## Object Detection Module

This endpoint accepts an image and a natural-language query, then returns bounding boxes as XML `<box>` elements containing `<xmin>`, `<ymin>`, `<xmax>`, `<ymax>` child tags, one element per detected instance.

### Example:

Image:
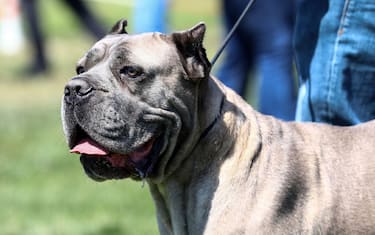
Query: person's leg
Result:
<box><xmin>62</xmin><ymin>0</ymin><xmax>106</xmax><ymax>39</ymax></box>
<box><xmin>257</xmin><ymin>37</ymin><xmax>296</xmax><ymax>120</ymax></box>
<box><xmin>300</xmin><ymin>0</ymin><xmax>375</xmax><ymax>125</ymax></box>
<box><xmin>234</xmin><ymin>0</ymin><xmax>297</xmax><ymax>120</ymax></box>
<box><xmin>254</xmin><ymin>0</ymin><xmax>297</xmax><ymax>121</ymax></box>
<box><xmin>216</xmin><ymin>0</ymin><xmax>252</xmax><ymax>97</ymax></box>
<box><xmin>215</xmin><ymin>34</ymin><xmax>252</xmax><ymax>96</ymax></box>
<box><xmin>20</xmin><ymin>0</ymin><xmax>48</xmax><ymax>74</ymax></box>
<box><xmin>218</xmin><ymin>0</ymin><xmax>297</xmax><ymax>120</ymax></box>
<box><xmin>133</xmin><ymin>0</ymin><xmax>168</xmax><ymax>33</ymax></box>
<box><xmin>294</xmin><ymin>0</ymin><xmax>328</xmax><ymax>121</ymax></box>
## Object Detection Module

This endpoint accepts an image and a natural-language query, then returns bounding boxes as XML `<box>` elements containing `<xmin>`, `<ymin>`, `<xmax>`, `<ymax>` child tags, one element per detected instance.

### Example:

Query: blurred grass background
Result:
<box><xmin>0</xmin><ymin>0</ymin><xmax>222</xmax><ymax>234</ymax></box>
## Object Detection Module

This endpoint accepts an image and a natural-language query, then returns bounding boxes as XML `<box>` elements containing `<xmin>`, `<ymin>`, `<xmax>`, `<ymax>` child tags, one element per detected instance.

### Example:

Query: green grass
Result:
<box><xmin>0</xmin><ymin>0</ymin><xmax>221</xmax><ymax>234</ymax></box>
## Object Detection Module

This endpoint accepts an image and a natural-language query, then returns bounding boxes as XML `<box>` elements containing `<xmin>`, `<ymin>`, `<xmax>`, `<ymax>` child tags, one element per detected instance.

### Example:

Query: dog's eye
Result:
<box><xmin>120</xmin><ymin>66</ymin><xmax>143</xmax><ymax>79</ymax></box>
<box><xmin>76</xmin><ymin>66</ymin><xmax>85</xmax><ymax>75</ymax></box>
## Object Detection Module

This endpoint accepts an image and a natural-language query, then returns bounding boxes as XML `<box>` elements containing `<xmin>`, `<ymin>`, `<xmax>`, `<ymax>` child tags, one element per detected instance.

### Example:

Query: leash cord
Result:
<box><xmin>210</xmin><ymin>0</ymin><xmax>256</xmax><ymax>66</ymax></box>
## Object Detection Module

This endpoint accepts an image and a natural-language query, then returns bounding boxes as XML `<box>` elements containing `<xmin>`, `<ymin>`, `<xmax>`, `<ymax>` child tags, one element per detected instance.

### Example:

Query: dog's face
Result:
<box><xmin>61</xmin><ymin>19</ymin><xmax>210</xmax><ymax>181</ymax></box>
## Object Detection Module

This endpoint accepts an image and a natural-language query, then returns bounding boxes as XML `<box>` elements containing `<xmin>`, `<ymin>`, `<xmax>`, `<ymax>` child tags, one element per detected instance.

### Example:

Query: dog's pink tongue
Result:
<box><xmin>70</xmin><ymin>139</ymin><xmax>109</xmax><ymax>156</ymax></box>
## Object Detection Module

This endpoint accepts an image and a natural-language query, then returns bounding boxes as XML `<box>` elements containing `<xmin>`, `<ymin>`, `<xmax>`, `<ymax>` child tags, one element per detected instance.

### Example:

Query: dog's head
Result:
<box><xmin>61</xmin><ymin>19</ymin><xmax>211</xmax><ymax>181</ymax></box>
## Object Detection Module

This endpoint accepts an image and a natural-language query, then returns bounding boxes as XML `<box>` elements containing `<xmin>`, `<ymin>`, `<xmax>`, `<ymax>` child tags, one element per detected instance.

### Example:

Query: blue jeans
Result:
<box><xmin>216</xmin><ymin>0</ymin><xmax>297</xmax><ymax>121</ymax></box>
<box><xmin>295</xmin><ymin>0</ymin><xmax>375</xmax><ymax>125</ymax></box>
<box><xmin>133</xmin><ymin>0</ymin><xmax>168</xmax><ymax>33</ymax></box>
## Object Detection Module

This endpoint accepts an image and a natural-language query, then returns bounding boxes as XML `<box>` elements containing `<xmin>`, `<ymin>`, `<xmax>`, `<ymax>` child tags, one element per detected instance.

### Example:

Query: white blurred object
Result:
<box><xmin>0</xmin><ymin>0</ymin><xmax>24</xmax><ymax>55</ymax></box>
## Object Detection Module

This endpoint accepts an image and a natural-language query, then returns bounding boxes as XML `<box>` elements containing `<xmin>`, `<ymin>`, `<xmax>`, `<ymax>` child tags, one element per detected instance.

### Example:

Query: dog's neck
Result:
<box><xmin>147</xmin><ymin>76</ymin><xmax>261</xmax><ymax>235</ymax></box>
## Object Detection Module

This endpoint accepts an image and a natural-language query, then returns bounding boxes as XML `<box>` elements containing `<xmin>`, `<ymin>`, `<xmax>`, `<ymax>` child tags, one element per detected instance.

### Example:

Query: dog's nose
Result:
<box><xmin>64</xmin><ymin>78</ymin><xmax>93</xmax><ymax>103</ymax></box>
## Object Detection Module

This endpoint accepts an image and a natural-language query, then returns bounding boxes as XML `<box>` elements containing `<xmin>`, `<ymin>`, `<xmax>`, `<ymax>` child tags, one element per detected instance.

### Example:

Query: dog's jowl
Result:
<box><xmin>62</xmin><ymin>19</ymin><xmax>375</xmax><ymax>235</ymax></box>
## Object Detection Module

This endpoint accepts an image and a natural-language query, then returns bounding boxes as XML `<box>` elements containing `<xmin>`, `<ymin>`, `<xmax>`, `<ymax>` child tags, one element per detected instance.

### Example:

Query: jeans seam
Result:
<box><xmin>327</xmin><ymin>0</ymin><xmax>351</xmax><ymax>122</ymax></box>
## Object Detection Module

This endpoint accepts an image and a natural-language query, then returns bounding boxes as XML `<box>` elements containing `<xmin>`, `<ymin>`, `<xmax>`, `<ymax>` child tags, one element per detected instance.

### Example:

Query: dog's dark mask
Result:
<box><xmin>61</xmin><ymin>19</ymin><xmax>210</xmax><ymax>181</ymax></box>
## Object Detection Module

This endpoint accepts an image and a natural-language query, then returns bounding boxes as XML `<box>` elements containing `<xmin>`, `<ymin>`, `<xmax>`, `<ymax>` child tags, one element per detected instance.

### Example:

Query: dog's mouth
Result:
<box><xmin>71</xmin><ymin>138</ymin><xmax>155</xmax><ymax>167</ymax></box>
<box><xmin>69</xmin><ymin>130</ymin><xmax>165</xmax><ymax>181</ymax></box>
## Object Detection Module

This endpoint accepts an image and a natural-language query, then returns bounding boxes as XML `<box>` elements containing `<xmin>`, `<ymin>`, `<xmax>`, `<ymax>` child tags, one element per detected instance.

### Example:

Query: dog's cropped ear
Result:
<box><xmin>171</xmin><ymin>23</ymin><xmax>211</xmax><ymax>81</ymax></box>
<box><xmin>109</xmin><ymin>19</ymin><xmax>128</xmax><ymax>34</ymax></box>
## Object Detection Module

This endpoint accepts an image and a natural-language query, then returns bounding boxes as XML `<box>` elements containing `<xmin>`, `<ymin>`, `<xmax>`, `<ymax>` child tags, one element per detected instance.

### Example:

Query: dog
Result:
<box><xmin>61</xmin><ymin>19</ymin><xmax>375</xmax><ymax>234</ymax></box>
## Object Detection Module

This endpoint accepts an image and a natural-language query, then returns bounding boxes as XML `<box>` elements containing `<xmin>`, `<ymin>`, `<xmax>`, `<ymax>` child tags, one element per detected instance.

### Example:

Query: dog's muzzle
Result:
<box><xmin>64</xmin><ymin>77</ymin><xmax>93</xmax><ymax>105</ymax></box>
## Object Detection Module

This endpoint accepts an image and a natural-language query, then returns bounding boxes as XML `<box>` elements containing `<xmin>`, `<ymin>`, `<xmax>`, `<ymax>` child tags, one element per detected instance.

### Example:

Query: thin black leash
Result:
<box><xmin>210</xmin><ymin>0</ymin><xmax>256</xmax><ymax>66</ymax></box>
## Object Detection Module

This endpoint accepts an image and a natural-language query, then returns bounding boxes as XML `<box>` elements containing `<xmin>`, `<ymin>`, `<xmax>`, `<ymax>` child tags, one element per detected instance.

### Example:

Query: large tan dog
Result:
<box><xmin>61</xmin><ymin>19</ymin><xmax>375</xmax><ymax>234</ymax></box>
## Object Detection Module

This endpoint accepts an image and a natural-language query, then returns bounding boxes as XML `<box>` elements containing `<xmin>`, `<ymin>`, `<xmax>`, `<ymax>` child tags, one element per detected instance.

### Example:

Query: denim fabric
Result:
<box><xmin>133</xmin><ymin>0</ymin><xmax>168</xmax><ymax>33</ymax></box>
<box><xmin>295</xmin><ymin>0</ymin><xmax>375</xmax><ymax>125</ymax></box>
<box><xmin>216</xmin><ymin>0</ymin><xmax>297</xmax><ymax>121</ymax></box>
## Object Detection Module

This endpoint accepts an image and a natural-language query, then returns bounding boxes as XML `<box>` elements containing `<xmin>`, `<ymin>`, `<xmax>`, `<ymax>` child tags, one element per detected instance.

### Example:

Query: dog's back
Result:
<box><xmin>205</xmin><ymin>83</ymin><xmax>375</xmax><ymax>234</ymax></box>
